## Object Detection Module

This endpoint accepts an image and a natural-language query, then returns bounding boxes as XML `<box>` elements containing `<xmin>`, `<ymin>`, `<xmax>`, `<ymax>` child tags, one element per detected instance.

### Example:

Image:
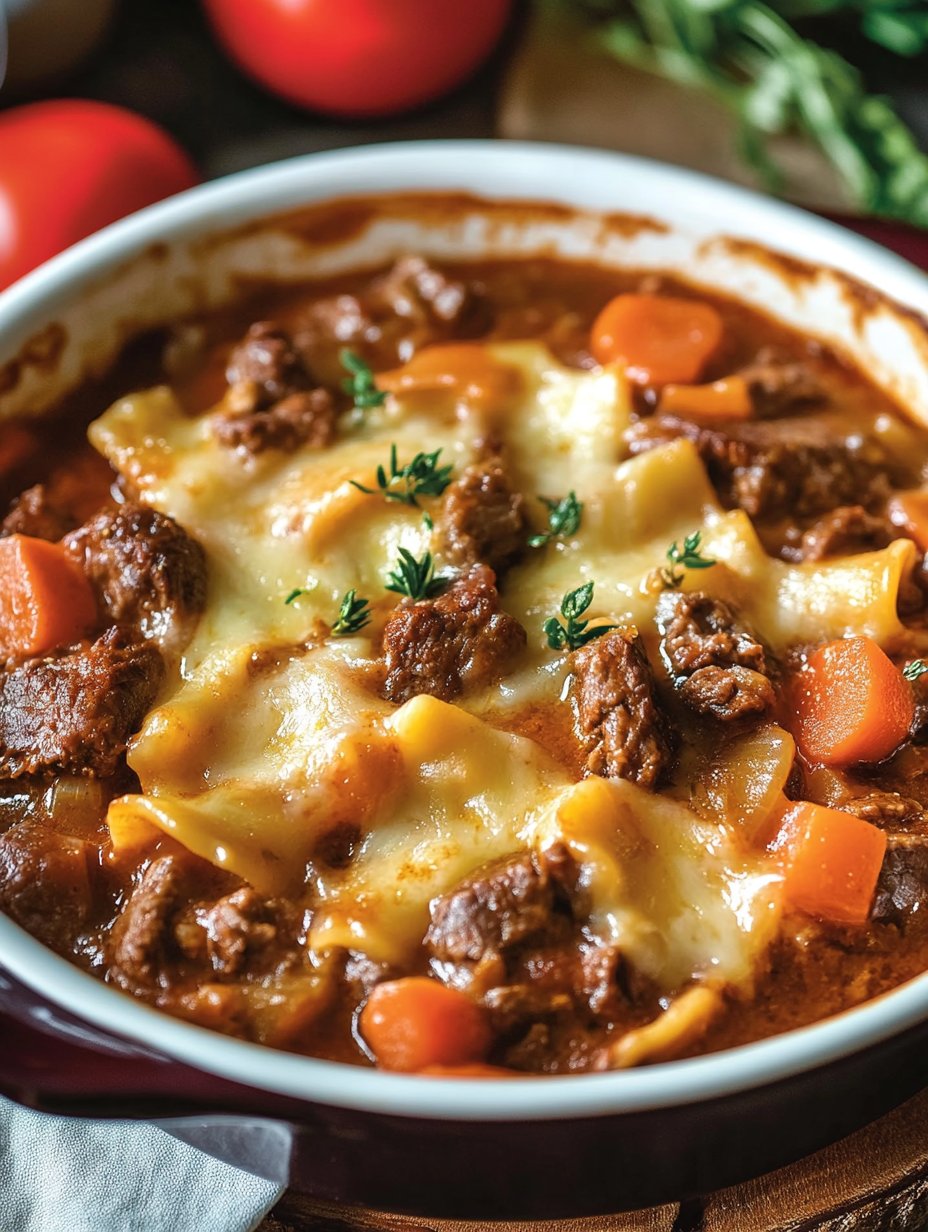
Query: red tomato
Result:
<box><xmin>202</xmin><ymin>0</ymin><xmax>513</xmax><ymax>118</ymax></box>
<box><xmin>0</xmin><ymin>101</ymin><xmax>198</xmax><ymax>292</ymax></box>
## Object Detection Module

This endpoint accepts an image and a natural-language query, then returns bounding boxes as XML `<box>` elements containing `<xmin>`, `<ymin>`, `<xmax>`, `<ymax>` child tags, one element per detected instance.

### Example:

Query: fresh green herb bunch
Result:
<box><xmin>562</xmin><ymin>0</ymin><xmax>928</xmax><ymax>226</ymax></box>
<box><xmin>544</xmin><ymin>581</ymin><xmax>617</xmax><ymax>651</ymax></box>
<box><xmin>529</xmin><ymin>491</ymin><xmax>584</xmax><ymax>548</ymax></box>
<box><xmin>385</xmin><ymin>548</ymin><xmax>447</xmax><ymax>601</ymax></box>
<box><xmin>331</xmin><ymin>588</ymin><xmax>372</xmax><ymax>636</ymax></box>
<box><xmin>903</xmin><ymin>658</ymin><xmax>928</xmax><ymax>682</ymax></box>
<box><xmin>351</xmin><ymin>444</ymin><xmax>454</xmax><ymax>508</ymax></box>
<box><xmin>660</xmin><ymin>531</ymin><xmax>716</xmax><ymax>590</ymax></box>
<box><xmin>340</xmin><ymin>349</ymin><xmax>387</xmax><ymax>411</ymax></box>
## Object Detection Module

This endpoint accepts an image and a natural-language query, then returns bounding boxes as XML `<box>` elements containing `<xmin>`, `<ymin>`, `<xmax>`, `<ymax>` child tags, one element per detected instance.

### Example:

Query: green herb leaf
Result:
<box><xmin>340</xmin><ymin>349</ymin><xmax>387</xmax><ymax>411</ymax></box>
<box><xmin>660</xmin><ymin>530</ymin><xmax>716</xmax><ymax>589</ymax></box>
<box><xmin>350</xmin><ymin>443</ymin><xmax>454</xmax><ymax>508</ymax></box>
<box><xmin>385</xmin><ymin>547</ymin><xmax>447</xmax><ymax>601</ymax></box>
<box><xmin>528</xmin><ymin>490</ymin><xmax>584</xmax><ymax>548</ymax></box>
<box><xmin>284</xmin><ymin>588</ymin><xmax>305</xmax><ymax>605</ymax></box>
<box><xmin>565</xmin><ymin>0</ymin><xmax>928</xmax><ymax>227</ymax></box>
<box><xmin>543</xmin><ymin>581</ymin><xmax>616</xmax><ymax>652</ymax></box>
<box><xmin>903</xmin><ymin>659</ymin><xmax>928</xmax><ymax>682</ymax></box>
<box><xmin>331</xmin><ymin>588</ymin><xmax>372</xmax><ymax>637</ymax></box>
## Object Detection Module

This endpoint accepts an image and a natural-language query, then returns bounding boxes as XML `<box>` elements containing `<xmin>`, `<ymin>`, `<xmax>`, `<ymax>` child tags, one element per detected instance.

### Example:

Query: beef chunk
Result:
<box><xmin>226</xmin><ymin>321</ymin><xmax>311</xmax><ymax>407</ymax></box>
<box><xmin>799</xmin><ymin>506</ymin><xmax>895</xmax><ymax>562</ymax></box>
<box><xmin>437</xmin><ymin>455</ymin><xmax>527</xmax><ymax>576</ymax></box>
<box><xmin>842</xmin><ymin>792</ymin><xmax>926</xmax><ymax>830</ymax></box>
<box><xmin>0</xmin><ymin>821</ymin><xmax>92</xmax><ymax>947</ymax></box>
<box><xmin>737</xmin><ymin>347</ymin><xmax>825</xmax><ymax>417</ymax></box>
<box><xmin>627</xmin><ymin>414</ymin><xmax>889</xmax><ymax>521</ymax></box>
<box><xmin>297</xmin><ymin>256</ymin><xmax>484</xmax><ymax>374</ymax></box>
<box><xmin>198</xmin><ymin>887</ymin><xmax>281</xmax><ymax>977</ymax></box>
<box><xmin>216</xmin><ymin>321</ymin><xmax>337</xmax><ymax>455</ymax></box>
<box><xmin>0</xmin><ymin>627</ymin><xmax>163</xmax><ymax>778</ymax></box>
<box><xmin>376</xmin><ymin>255</ymin><xmax>475</xmax><ymax>329</ymax></box>
<box><xmin>679</xmin><ymin>663</ymin><xmax>775</xmax><ymax>721</ymax></box>
<box><xmin>214</xmin><ymin>388</ymin><xmax>337</xmax><ymax>455</ymax></box>
<box><xmin>112</xmin><ymin>858</ymin><xmax>295</xmax><ymax>988</ymax></box>
<box><xmin>1</xmin><ymin>484</ymin><xmax>75</xmax><ymax>541</ymax></box>
<box><xmin>871</xmin><ymin>834</ymin><xmax>928</xmax><ymax>927</ymax></box>
<box><xmin>111</xmin><ymin>854</ymin><xmax>185</xmax><ymax>986</ymax></box>
<box><xmin>64</xmin><ymin>504</ymin><xmax>207</xmax><ymax>648</ymax></box>
<box><xmin>483</xmin><ymin>983</ymin><xmax>574</xmax><ymax>1034</ymax></box>
<box><xmin>426</xmin><ymin>847</ymin><xmax>575</xmax><ymax>974</ymax></box>
<box><xmin>656</xmin><ymin>590</ymin><xmax>775</xmax><ymax>722</ymax></box>
<box><xmin>380</xmin><ymin>564</ymin><xmax>526</xmax><ymax>704</ymax></box>
<box><xmin>571</xmin><ymin>628</ymin><xmax>671</xmax><ymax>788</ymax></box>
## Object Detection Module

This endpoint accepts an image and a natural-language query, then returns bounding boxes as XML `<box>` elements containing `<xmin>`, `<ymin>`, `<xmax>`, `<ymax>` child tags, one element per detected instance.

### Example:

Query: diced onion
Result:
<box><xmin>694</xmin><ymin>724</ymin><xmax>796</xmax><ymax>842</ymax></box>
<box><xmin>44</xmin><ymin>776</ymin><xmax>107</xmax><ymax>837</ymax></box>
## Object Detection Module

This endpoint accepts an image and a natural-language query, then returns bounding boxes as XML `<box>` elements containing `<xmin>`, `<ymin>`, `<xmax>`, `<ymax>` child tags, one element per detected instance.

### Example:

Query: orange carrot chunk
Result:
<box><xmin>0</xmin><ymin>534</ymin><xmax>97</xmax><ymax>659</ymax></box>
<box><xmin>658</xmin><ymin>375</ymin><xmax>752</xmax><ymax>421</ymax></box>
<box><xmin>360</xmin><ymin>977</ymin><xmax>492</xmax><ymax>1073</ymax></box>
<box><xmin>793</xmin><ymin>636</ymin><xmax>914</xmax><ymax>766</ymax></box>
<box><xmin>590</xmin><ymin>293</ymin><xmax>724</xmax><ymax>386</ymax></box>
<box><xmin>773</xmin><ymin>801</ymin><xmax>887</xmax><ymax>926</ymax></box>
<box><xmin>888</xmin><ymin>490</ymin><xmax>928</xmax><ymax>552</ymax></box>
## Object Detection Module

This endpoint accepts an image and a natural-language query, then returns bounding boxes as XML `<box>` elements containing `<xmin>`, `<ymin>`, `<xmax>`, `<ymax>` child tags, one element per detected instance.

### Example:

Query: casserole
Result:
<box><xmin>3</xmin><ymin>141</ymin><xmax>928</xmax><ymax>1216</ymax></box>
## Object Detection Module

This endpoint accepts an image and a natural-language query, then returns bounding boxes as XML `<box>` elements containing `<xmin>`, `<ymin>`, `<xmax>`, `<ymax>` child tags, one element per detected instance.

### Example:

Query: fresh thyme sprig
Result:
<box><xmin>340</xmin><ymin>349</ymin><xmax>387</xmax><ymax>411</ymax></box>
<box><xmin>529</xmin><ymin>491</ymin><xmax>584</xmax><ymax>548</ymax></box>
<box><xmin>331</xmin><ymin>589</ymin><xmax>372</xmax><ymax>636</ymax></box>
<box><xmin>660</xmin><ymin>531</ymin><xmax>716</xmax><ymax>590</ymax></box>
<box><xmin>385</xmin><ymin>548</ymin><xmax>447</xmax><ymax>601</ymax></box>
<box><xmin>351</xmin><ymin>444</ymin><xmax>454</xmax><ymax>508</ymax></box>
<box><xmin>903</xmin><ymin>659</ymin><xmax>928</xmax><ymax>682</ymax></box>
<box><xmin>563</xmin><ymin>0</ymin><xmax>928</xmax><ymax>227</ymax></box>
<box><xmin>543</xmin><ymin>582</ymin><xmax>617</xmax><ymax>652</ymax></box>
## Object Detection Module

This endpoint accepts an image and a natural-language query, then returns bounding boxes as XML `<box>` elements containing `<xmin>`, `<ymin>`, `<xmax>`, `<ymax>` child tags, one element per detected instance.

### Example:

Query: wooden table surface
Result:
<box><xmin>12</xmin><ymin>7</ymin><xmax>928</xmax><ymax>1229</ymax></box>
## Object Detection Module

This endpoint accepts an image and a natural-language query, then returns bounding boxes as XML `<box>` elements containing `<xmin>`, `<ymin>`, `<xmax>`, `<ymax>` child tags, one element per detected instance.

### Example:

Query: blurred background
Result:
<box><xmin>0</xmin><ymin>0</ymin><xmax>927</xmax><ymax>291</ymax></box>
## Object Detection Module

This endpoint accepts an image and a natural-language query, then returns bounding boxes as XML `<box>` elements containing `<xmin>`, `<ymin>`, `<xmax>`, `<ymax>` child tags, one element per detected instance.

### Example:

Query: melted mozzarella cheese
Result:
<box><xmin>92</xmin><ymin>341</ymin><xmax>914</xmax><ymax>996</ymax></box>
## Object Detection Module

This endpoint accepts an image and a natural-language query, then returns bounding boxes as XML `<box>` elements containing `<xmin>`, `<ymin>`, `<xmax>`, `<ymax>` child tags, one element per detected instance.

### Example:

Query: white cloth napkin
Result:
<box><xmin>0</xmin><ymin>1097</ymin><xmax>284</xmax><ymax>1232</ymax></box>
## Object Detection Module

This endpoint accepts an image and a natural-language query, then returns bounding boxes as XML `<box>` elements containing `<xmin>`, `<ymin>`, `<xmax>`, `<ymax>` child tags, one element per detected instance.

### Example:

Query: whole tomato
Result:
<box><xmin>202</xmin><ymin>0</ymin><xmax>513</xmax><ymax>118</ymax></box>
<box><xmin>0</xmin><ymin>101</ymin><xmax>198</xmax><ymax>292</ymax></box>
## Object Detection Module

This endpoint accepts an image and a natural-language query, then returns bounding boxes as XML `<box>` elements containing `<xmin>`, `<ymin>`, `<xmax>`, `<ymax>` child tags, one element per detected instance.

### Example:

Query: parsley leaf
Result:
<box><xmin>903</xmin><ymin>659</ymin><xmax>928</xmax><ymax>682</ymax></box>
<box><xmin>543</xmin><ymin>581</ymin><xmax>617</xmax><ymax>651</ymax></box>
<box><xmin>529</xmin><ymin>491</ymin><xmax>584</xmax><ymax>548</ymax></box>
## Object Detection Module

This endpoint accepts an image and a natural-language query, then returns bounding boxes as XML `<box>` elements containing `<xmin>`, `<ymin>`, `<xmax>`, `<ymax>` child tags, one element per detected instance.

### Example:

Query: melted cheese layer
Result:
<box><xmin>93</xmin><ymin>342</ymin><xmax>913</xmax><ymax>994</ymax></box>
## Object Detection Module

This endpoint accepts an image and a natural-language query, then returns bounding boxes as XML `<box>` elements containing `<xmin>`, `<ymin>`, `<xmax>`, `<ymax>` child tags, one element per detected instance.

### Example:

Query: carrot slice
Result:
<box><xmin>793</xmin><ymin>637</ymin><xmax>914</xmax><ymax>766</ymax></box>
<box><xmin>0</xmin><ymin>534</ymin><xmax>97</xmax><ymax>658</ymax></box>
<box><xmin>772</xmin><ymin>801</ymin><xmax>887</xmax><ymax>925</ymax></box>
<box><xmin>360</xmin><ymin>977</ymin><xmax>492</xmax><ymax>1073</ymax></box>
<box><xmin>888</xmin><ymin>490</ymin><xmax>928</xmax><ymax>551</ymax></box>
<box><xmin>590</xmin><ymin>293</ymin><xmax>724</xmax><ymax>386</ymax></box>
<box><xmin>658</xmin><ymin>376</ymin><xmax>752</xmax><ymax>421</ymax></box>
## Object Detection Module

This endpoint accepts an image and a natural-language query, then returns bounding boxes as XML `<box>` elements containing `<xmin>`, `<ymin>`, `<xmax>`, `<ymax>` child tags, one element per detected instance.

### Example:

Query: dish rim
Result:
<box><xmin>2</xmin><ymin>138</ymin><xmax>928</xmax><ymax>1123</ymax></box>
